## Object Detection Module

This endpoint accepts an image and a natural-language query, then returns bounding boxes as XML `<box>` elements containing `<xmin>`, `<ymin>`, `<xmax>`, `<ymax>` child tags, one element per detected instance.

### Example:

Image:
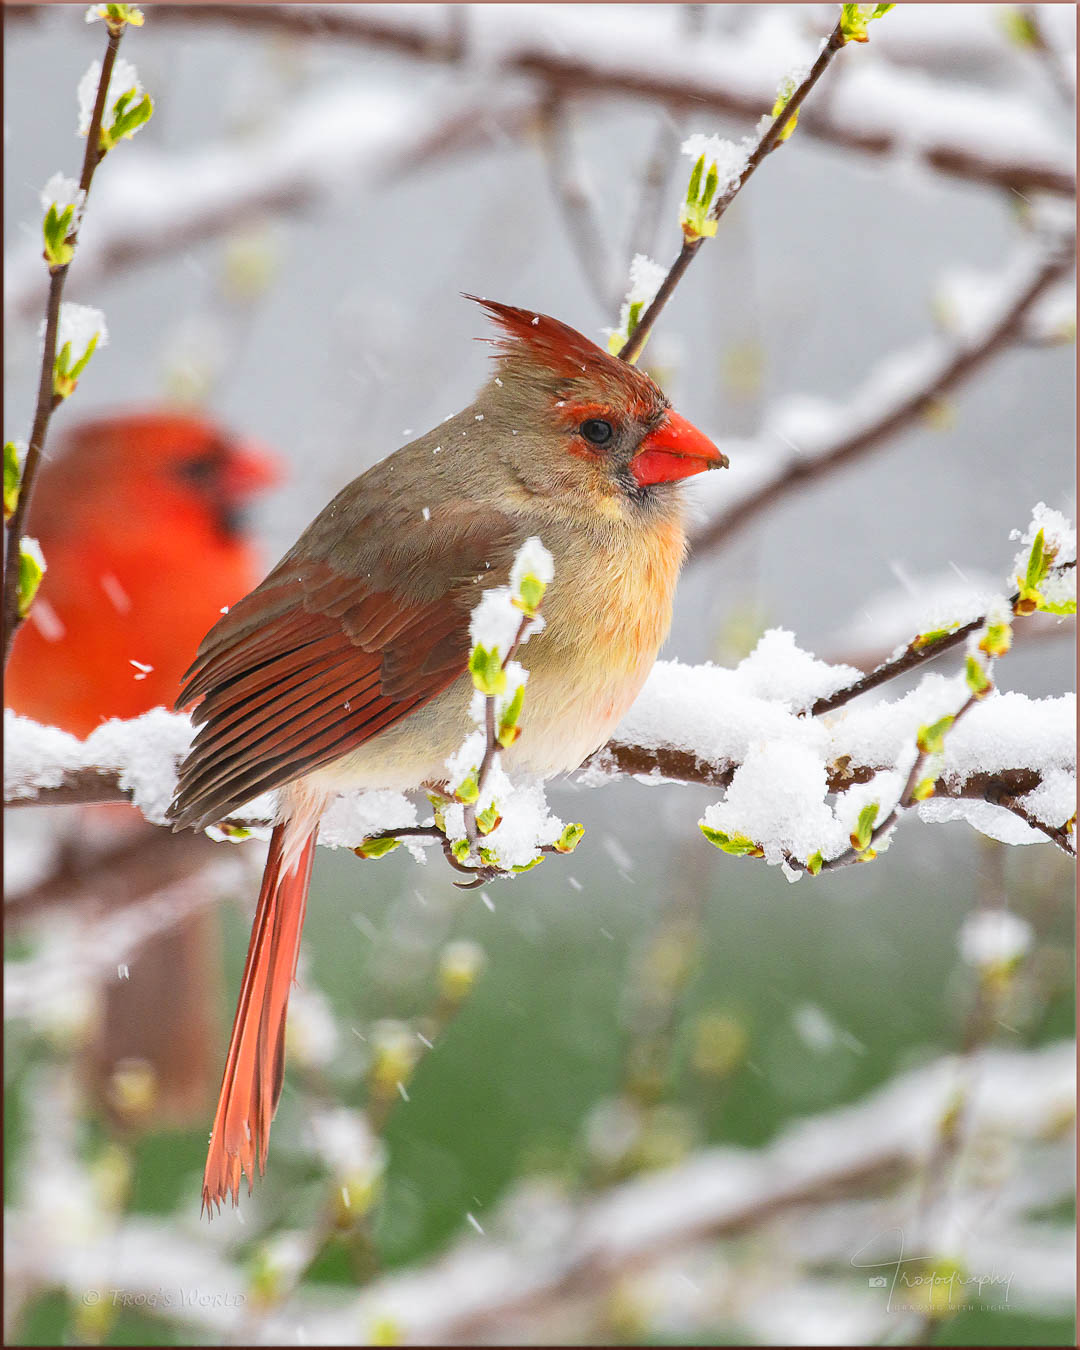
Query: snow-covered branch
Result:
<box><xmin>688</xmin><ymin>229</ymin><xmax>1076</xmax><ymax>560</ymax></box>
<box><xmin>131</xmin><ymin>4</ymin><xmax>1077</xmax><ymax>199</ymax></box>
<box><xmin>5</xmin><ymin>1040</ymin><xmax>1072</xmax><ymax>1343</ymax></box>
<box><xmin>7</xmin><ymin>5</ymin><xmax>1073</xmax><ymax>327</ymax></box>
<box><xmin>13</xmin><ymin>503</ymin><xmax>1075</xmax><ymax>866</ymax></box>
<box><xmin>5</xmin><ymin>84</ymin><xmax>540</xmax><ymax>323</ymax></box>
<box><xmin>6</xmin><ymin>634</ymin><xmax>1075</xmax><ymax>858</ymax></box>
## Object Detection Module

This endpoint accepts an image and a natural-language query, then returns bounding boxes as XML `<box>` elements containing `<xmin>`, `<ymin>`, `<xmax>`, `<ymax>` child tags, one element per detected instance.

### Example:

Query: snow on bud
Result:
<box><xmin>679</xmin><ymin>134</ymin><xmax>751</xmax><ymax>239</ymax></box>
<box><xmin>1039</xmin><ymin>564</ymin><xmax>1077</xmax><ymax>615</ymax></box>
<box><xmin>769</xmin><ymin>72</ymin><xmax>806</xmax><ymax>143</ymax></box>
<box><xmin>85</xmin><ymin>4</ymin><xmax>145</xmax><ymax>28</ymax></box>
<box><xmin>964</xmin><ymin>653</ymin><xmax>992</xmax><ymax>699</ymax></box>
<box><xmin>308</xmin><ymin>1106</ymin><xmax>386</xmax><ymax>1222</ymax></box>
<box><xmin>977</xmin><ymin>596</ymin><xmax>1013</xmax><ymax>658</ymax></box>
<box><xmin>607</xmin><ymin>254</ymin><xmax>667</xmax><ymax>357</ymax></box>
<box><xmin>510</xmin><ymin>536</ymin><xmax>554</xmax><ymax>617</ymax></box>
<box><xmin>916</xmin><ymin>715</ymin><xmax>954</xmax><ymax>756</ymax></box>
<box><xmin>469</xmin><ymin>586</ymin><xmax>521</xmax><ymax>664</ymax></box>
<box><xmin>17</xmin><ymin>537</ymin><xmax>46</xmax><ymax>618</ymax></box>
<box><xmin>353</xmin><ymin>834</ymin><xmax>400</xmax><ymax>860</ymax></box>
<box><xmin>48</xmin><ymin>303</ymin><xmax>107</xmax><ymax>399</ymax></box>
<box><xmin>55</xmin><ymin>301</ymin><xmax>108</xmax><ymax>355</ymax></box>
<box><xmin>442</xmin><ymin>801</ymin><xmax>467</xmax><ymax>847</ymax></box>
<box><xmin>309</xmin><ymin>1105</ymin><xmax>385</xmax><ymax>1179</ymax></box>
<box><xmin>78</xmin><ymin>57</ymin><xmax>130</xmax><ymax>133</ymax></box>
<box><xmin>368</xmin><ymin>1019</ymin><xmax>420</xmax><ymax>1099</ymax></box>
<box><xmin>478</xmin><ymin>779</ymin><xmax>565</xmax><ymax>871</ymax></box>
<box><xmin>39</xmin><ymin>172</ymin><xmax>85</xmax><ymax>220</ymax></box>
<box><xmin>681</xmin><ymin>134</ymin><xmax>751</xmax><ymax>193</ymax></box>
<box><xmin>496</xmin><ymin>661</ymin><xmax>528</xmax><ymax>747</ymax></box>
<box><xmin>1011</xmin><ymin>504</ymin><xmax>1076</xmax><ymax>616</ymax></box>
<box><xmin>958</xmin><ymin>909</ymin><xmax>1033</xmax><ymax>971</ymax></box>
<box><xmin>438</xmin><ymin>939</ymin><xmax>487</xmax><ymax>1002</ymax></box>
<box><xmin>78</xmin><ymin>56</ymin><xmax>153</xmax><ymax>150</ymax></box>
<box><xmin>285</xmin><ymin>984</ymin><xmax>340</xmax><ymax>1069</ymax></box>
<box><xmin>249</xmin><ymin>1232</ymin><xmax>316</xmax><ymax>1306</ymax></box>
<box><xmin>445</xmin><ymin>729</ymin><xmax>486</xmax><ymax>801</ymax></box>
<box><xmin>40</xmin><ymin>173</ymin><xmax>85</xmax><ymax>267</ymax></box>
<box><xmin>840</xmin><ymin>3</ymin><xmax>895</xmax><ymax>44</ymax></box>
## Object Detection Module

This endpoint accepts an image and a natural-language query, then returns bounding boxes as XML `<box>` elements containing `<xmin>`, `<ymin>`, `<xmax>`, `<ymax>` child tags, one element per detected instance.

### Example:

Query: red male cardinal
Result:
<box><xmin>169</xmin><ymin>299</ymin><xmax>727</xmax><ymax>1210</ymax></box>
<box><xmin>6</xmin><ymin>411</ymin><xmax>280</xmax><ymax>1124</ymax></box>
<box><xmin>6</xmin><ymin>412</ymin><xmax>280</xmax><ymax>732</ymax></box>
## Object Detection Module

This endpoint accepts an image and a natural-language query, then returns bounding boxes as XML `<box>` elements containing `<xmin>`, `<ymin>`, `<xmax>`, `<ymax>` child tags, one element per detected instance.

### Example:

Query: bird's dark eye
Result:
<box><xmin>579</xmin><ymin>419</ymin><xmax>613</xmax><ymax>446</ymax></box>
<box><xmin>177</xmin><ymin>453</ymin><xmax>219</xmax><ymax>483</ymax></box>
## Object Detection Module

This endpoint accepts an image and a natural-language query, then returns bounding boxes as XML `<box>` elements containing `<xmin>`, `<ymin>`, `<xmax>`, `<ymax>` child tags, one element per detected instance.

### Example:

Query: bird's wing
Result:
<box><xmin>169</xmin><ymin>504</ymin><xmax>520</xmax><ymax>830</ymax></box>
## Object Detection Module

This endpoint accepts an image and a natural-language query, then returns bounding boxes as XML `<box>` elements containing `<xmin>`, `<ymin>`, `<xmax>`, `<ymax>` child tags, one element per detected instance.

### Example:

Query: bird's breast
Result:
<box><xmin>506</xmin><ymin>509</ymin><xmax>686</xmax><ymax>774</ymax></box>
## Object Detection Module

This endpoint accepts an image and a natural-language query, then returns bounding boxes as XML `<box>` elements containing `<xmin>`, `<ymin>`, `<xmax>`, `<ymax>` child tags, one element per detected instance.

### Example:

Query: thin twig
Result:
<box><xmin>826</xmin><ymin>604</ymin><xmax>1073</xmax><ymax>677</ymax></box>
<box><xmin>809</xmin><ymin>560</ymin><xmax>1076</xmax><ymax>717</ymax></box>
<box><xmin>462</xmin><ymin>610</ymin><xmax>532</xmax><ymax>847</ymax></box>
<box><xmin>538</xmin><ymin>96</ymin><xmax>621</xmax><ymax>314</ymax></box>
<box><xmin>617</xmin><ymin>16</ymin><xmax>847</xmax><ymax>365</ymax></box>
<box><xmin>690</xmin><ymin>234</ymin><xmax>1076</xmax><ymax>561</ymax></box>
<box><xmin>2</xmin><ymin>25</ymin><xmax>122</xmax><ymax>666</ymax></box>
<box><xmin>624</xmin><ymin>9</ymin><xmax>705</xmax><ymax>268</ymax></box>
<box><xmin>791</xmin><ymin>692</ymin><xmax>984</xmax><ymax>876</ymax></box>
<box><xmin>625</xmin><ymin>116</ymin><xmax>681</xmax><ymax>269</ymax></box>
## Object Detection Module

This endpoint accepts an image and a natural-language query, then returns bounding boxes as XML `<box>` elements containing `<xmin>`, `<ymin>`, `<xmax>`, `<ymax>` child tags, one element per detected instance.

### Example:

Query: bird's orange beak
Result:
<box><xmin>630</xmin><ymin>410</ymin><xmax>728</xmax><ymax>488</ymax></box>
<box><xmin>221</xmin><ymin>439</ymin><xmax>285</xmax><ymax>499</ymax></box>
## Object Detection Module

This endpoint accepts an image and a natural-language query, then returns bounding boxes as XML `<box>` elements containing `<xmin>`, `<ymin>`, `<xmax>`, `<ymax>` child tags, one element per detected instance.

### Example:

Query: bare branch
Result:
<box><xmin>689</xmin><ymin>234</ymin><xmax>1076</xmax><ymax>561</ymax></box>
<box><xmin>538</xmin><ymin>97</ymin><xmax>621</xmax><ymax>314</ymax></box>
<box><xmin>623</xmin><ymin>9</ymin><xmax>706</xmax><ymax>268</ymax></box>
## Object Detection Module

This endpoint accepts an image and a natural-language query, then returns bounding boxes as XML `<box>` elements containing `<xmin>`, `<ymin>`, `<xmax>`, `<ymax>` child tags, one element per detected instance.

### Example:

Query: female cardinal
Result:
<box><xmin>169</xmin><ymin>299</ymin><xmax>726</xmax><ymax>1211</ymax></box>
<box><xmin>6</xmin><ymin>411</ymin><xmax>280</xmax><ymax>1128</ymax></box>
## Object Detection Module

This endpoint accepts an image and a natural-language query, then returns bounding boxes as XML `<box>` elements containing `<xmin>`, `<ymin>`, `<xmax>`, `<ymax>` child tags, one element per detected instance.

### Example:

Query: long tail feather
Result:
<box><xmin>202</xmin><ymin>820</ymin><xmax>318</xmax><ymax>1214</ymax></box>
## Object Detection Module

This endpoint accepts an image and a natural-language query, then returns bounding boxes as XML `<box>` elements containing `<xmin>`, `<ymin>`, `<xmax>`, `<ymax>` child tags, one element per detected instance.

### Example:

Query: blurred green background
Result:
<box><xmin>7</xmin><ymin>799</ymin><xmax>1074</xmax><ymax>1344</ymax></box>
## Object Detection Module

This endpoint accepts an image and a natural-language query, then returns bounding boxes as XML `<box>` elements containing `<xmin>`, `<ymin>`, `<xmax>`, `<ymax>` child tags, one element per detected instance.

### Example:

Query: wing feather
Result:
<box><xmin>169</xmin><ymin>507</ymin><xmax>519</xmax><ymax>829</ymax></box>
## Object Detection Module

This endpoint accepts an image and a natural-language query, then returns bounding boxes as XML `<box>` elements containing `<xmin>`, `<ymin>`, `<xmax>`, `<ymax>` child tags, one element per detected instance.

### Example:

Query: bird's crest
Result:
<box><xmin>466</xmin><ymin>295</ymin><xmax>660</xmax><ymax>413</ymax></box>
